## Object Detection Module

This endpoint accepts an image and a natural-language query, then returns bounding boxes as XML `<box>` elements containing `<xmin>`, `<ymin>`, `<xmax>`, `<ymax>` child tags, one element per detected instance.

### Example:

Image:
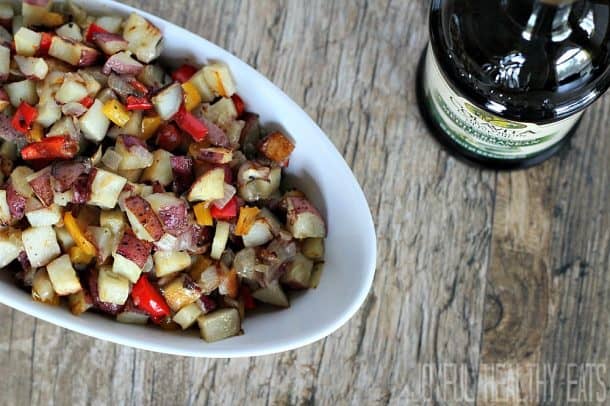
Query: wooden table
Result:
<box><xmin>1</xmin><ymin>1</ymin><xmax>608</xmax><ymax>404</ymax></box>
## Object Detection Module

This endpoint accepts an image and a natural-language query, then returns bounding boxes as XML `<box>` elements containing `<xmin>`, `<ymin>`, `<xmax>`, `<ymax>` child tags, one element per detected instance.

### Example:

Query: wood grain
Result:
<box><xmin>0</xmin><ymin>1</ymin><xmax>608</xmax><ymax>405</ymax></box>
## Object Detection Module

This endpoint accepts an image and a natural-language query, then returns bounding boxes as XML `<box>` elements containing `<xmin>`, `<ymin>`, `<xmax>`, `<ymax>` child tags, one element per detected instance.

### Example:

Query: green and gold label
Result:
<box><xmin>423</xmin><ymin>47</ymin><xmax>582</xmax><ymax>160</ymax></box>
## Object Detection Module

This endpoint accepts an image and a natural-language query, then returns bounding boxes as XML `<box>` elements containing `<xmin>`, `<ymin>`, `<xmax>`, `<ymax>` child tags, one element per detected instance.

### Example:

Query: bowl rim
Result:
<box><xmin>0</xmin><ymin>0</ymin><xmax>377</xmax><ymax>357</ymax></box>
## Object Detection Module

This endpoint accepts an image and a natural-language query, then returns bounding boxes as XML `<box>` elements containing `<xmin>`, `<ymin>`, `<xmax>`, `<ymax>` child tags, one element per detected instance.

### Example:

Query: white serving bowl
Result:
<box><xmin>0</xmin><ymin>0</ymin><xmax>376</xmax><ymax>357</ymax></box>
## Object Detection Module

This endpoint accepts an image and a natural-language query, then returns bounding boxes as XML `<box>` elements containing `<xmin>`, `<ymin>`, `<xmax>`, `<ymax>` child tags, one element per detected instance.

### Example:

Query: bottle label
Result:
<box><xmin>422</xmin><ymin>47</ymin><xmax>582</xmax><ymax>160</ymax></box>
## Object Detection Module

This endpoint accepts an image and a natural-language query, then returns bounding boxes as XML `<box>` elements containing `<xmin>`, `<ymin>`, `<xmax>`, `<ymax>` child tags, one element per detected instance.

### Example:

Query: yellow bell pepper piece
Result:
<box><xmin>182</xmin><ymin>81</ymin><xmax>202</xmax><ymax>111</ymax></box>
<box><xmin>193</xmin><ymin>203</ymin><xmax>213</xmax><ymax>226</ymax></box>
<box><xmin>140</xmin><ymin>115</ymin><xmax>162</xmax><ymax>140</ymax></box>
<box><xmin>234</xmin><ymin>206</ymin><xmax>260</xmax><ymax>236</ymax></box>
<box><xmin>64</xmin><ymin>212</ymin><xmax>97</xmax><ymax>257</ymax></box>
<box><xmin>69</xmin><ymin>246</ymin><xmax>94</xmax><ymax>265</ymax></box>
<box><xmin>102</xmin><ymin>99</ymin><xmax>130</xmax><ymax>127</ymax></box>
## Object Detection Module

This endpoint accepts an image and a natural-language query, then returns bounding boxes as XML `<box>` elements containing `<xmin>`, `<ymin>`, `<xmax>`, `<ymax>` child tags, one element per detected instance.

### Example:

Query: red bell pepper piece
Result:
<box><xmin>80</xmin><ymin>96</ymin><xmax>94</xmax><ymax>108</ymax></box>
<box><xmin>129</xmin><ymin>79</ymin><xmax>149</xmax><ymax>95</ymax></box>
<box><xmin>174</xmin><ymin>105</ymin><xmax>208</xmax><ymax>142</ymax></box>
<box><xmin>38</xmin><ymin>32</ymin><xmax>53</xmax><ymax>56</ymax></box>
<box><xmin>131</xmin><ymin>275</ymin><xmax>171</xmax><ymax>322</ymax></box>
<box><xmin>240</xmin><ymin>286</ymin><xmax>256</xmax><ymax>310</ymax></box>
<box><xmin>85</xmin><ymin>23</ymin><xmax>109</xmax><ymax>43</ymax></box>
<box><xmin>210</xmin><ymin>195</ymin><xmax>238</xmax><ymax>220</ymax></box>
<box><xmin>171</xmin><ymin>64</ymin><xmax>197</xmax><ymax>83</ymax></box>
<box><xmin>231</xmin><ymin>94</ymin><xmax>245</xmax><ymax>117</ymax></box>
<box><xmin>11</xmin><ymin>102</ymin><xmax>38</xmax><ymax>134</ymax></box>
<box><xmin>126</xmin><ymin>95</ymin><xmax>153</xmax><ymax>111</ymax></box>
<box><xmin>21</xmin><ymin>136</ymin><xmax>79</xmax><ymax>160</ymax></box>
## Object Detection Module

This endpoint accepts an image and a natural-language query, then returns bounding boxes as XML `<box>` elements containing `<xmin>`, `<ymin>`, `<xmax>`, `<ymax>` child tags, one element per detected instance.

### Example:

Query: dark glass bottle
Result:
<box><xmin>417</xmin><ymin>0</ymin><xmax>610</xmax><ymax>168</ymax></box>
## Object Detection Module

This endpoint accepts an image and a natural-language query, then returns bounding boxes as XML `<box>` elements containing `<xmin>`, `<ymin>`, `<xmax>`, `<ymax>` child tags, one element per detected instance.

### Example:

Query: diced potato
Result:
<box><xmin>22</xmin><ymin>226</ymin><xmax>60</xmax><ymax>268</ymax></box>
<box><xmin>46</xmin><ymin>254</ymin><xmax>82</xmax><ymax>295</ymax></box>
<box><xmin>155</xmin><ymin>233</ymin><xmax>177</xmax><ymax>252</ymax></box>
<box><xmin>14</xmin><ymin>27</ymin><xmax>41</xmax><ymax>57</ymax></box>
<box><xmin>302</xmin><ymin>238</ymin><xmax>324</xmax><ymax>260</ymax></box>
<box><xmin>280</xmin><ymin>253</ymin><xmax>313</xmax><ymax>289</ymax></box>
<box><xmin>55</xmin><ymin>77</ymin><xmax>88</xmax><ymax>104</ymax></box>
<box><xmin>47</xmin><ymin>116</ymin><xmax>77</xmax><ymax>137</ymax></box>
<box><xmin>121</xmin><ymin>110</ymin><xmax>142</xmax><ymax>136</ymax></box>
<box><xmin>285</xmin><ymin>196</ymin><xmax>326</xmax><ymax>239</ymax></box>
<box><xmin>49</xmin><ymin>36</ymin><xmax>99</xmax><ymax>67</ymax></box>
<box><xmin>88</xmin><ymin>169</ymin><xmax>127</xmax><ymax>209</ymax></box>
<box><xmin>187</xmin><ymin>68</ymin><xmax>214</xmax><ymax>102</ymax></box>
<box><xmin>203</xmin><ymin>63</ymin><xmax>236</xmax><ymax>97</ymax></box>
<box><xmin>197</xmin><ymin>308</ymin><xmax>241</xmax><ymax>342</ymax></box>
<box><xmin>252</xmin><ymin>282</ymin><xmax>289</xmax><ymax>307</ymax></box>
<box><xmin>144</xmin><ymin>192</ymin><xmax>184</xmax><ymax>215</ymax></box>
<box><xmin>79</xmin><ymin>99</ymin><xmax>110</xmax><ymax>142</ymax></box>
<box><xmin>218</xmin><ymin>268</ymin><xmax>238</xmax><ymax>298</ymax></box>
<box><xmin>23</xmin><ymin>1</ymin><xmax>63</xmax><ymax>27</ymax></box>
<box><xmin>112</xmin><ymin>253</ymin><xmax>142</xmax><ymax>283</ymax></box>
<box><xmin>98</xmin><ymin>267</ymin><xmax>129</xmax><ymax>305</ymax></box>
<box><xmin>68</xmin><ymin>290</ymin><xmax>92</xmax><ymax>315</ymax></box>
<box><xmin>205</xmin><ymin>97</ymin><xmax>237</xmax><ymax>127</ymax></box>
<box><xmin>225</xmin><ymin>119</ymin><xmax>245</xmax><ymax>146</ymax></box>
<box><xmin>0</xmin><ymin>189</ymin><xmax>10</xmax><ymax>226</ymax></box>
<box><xmin>117</xmin><ymin>168</ymin><xmax>143</xmax><ymax>183</ymax></box>
<box><xmin>78</xmin><ymin>69</ymin><xmax>102</xmax><ymax>97</ymax></box>
<box><xmin>153</xmin><ymin>250</ymin><xmax>191</xmax><ymax>277</ymax></box>
<box><xmin>242</xmin><ymin>219</ymin><xmax>273</xmax><ymax>248</ymax></box>
<box><xmin>0</xmin><ymin>230</ymin><xmax>22</xmax><ymax>268</ymax></box>
<box><xmin>54</xmin><ymin>226</ymin><xmax>75</xmax><ymax>251</ymax></box>
<box><xmin>198</xmin><ymin>265</ymin><xmax>221</xmax><ymax>294</ymax></box>
<box><xmin>14</xmin><ymin>55</ymin><xmax>48</xmax><ymax>81</ymax></box>
<box><xmin>32</xmin><ymin>269</ymin><xmax>59</xmax><ymax>305</ymax></box>
<box><xmin>102</xmin><ymin>51</ymin><xmax>143</xmax><ymax>76</ymax></box>
<box><xmin>87</xmin><ymin>226</ymin><xmax>114</xmax><ymax>262</ymax></box>
<box><xmin>5</xmin><ymin>79</ymin><xmax>38</xmax><ymax>107</ymax></box>
<box><xmin>101</xmin><ymin>147</ymin><xmax>123</xmax><ymax>171</ymax></box>
<box><xmin>56</xmin><ymin>22</ymin><xmax>83</xmax><ymax>42</ymax></box>
<box><xmin>173</xmin><ymin>302</ymin><xmax>202</xmax><ymax>330</ymax></box>
<box><xmin>237</xmin><ymin>164</ymin><xmax>281</xmax><ymax>202</ymax></box>
<box><xmin>53</xmin><ymin>189</ymin><xmax>73</xmax><ymax>207</ymax></box>
<box><xmin>10</xmin><ymin>166</ymin><xmax>34</xmax><ymax>198</ymax></box>
<box><xmin>100</xmin><ymin>210</ymin><xmax>125</xmax><ymax>236</ymax></box>
<box><xmin>140</xmin><ymin>149</ymin><xmax>173</xmax><ymax>186</ymax></box>
<box><xmin>36</xmin><ymin>100</ymin><xmax>62</xmax><ymax>127</ymax></box>
<box><xmin>122</xmin><ymin>12</ymin><xmax>163</xmax><ymax>63</ymax></box>
<box><xmin>151</xmin><ymin>82</ymin><xmax>182</xmax><ymax>120</ymax></box>
<box><xmin>117</xmin><ymin>311</ymin><xmax>148</xmax><ymax>325</ymax></box>
<box><xmin>162</xmin><ymin>274</ymin><xmax>202</xmax><ymax>312</ymax></box>
<box><xmin>115</xmin><ymin>135</ymin><xmax>153</xmax><ymax>170</ymax></box>
<box><xmin>124</xmin><ymin>195</ymin><xmax>163</xmax><ymax>242</ymax></box>
<box><xmin>210</xmin><ymin>221</ymin><xmax>230</xmax><ymax>260</ymax></box>
<box><xmin>96</xmin><ymin>16</ymin><xmax>123</xmax><ymax>34</ymax></box>
<box><xmin>259</xmin><ymin>132</ymin><xmax>295</xmax><ymax>164</ymax></box>
<box><xmin>309</xmin><ymin>262</ymin><xmax>324</xmax><ymax>288</ymax></box>
<box><xmin>190</xmin><ymin>146</ymin><xmax>233</xmax><ymax>164</ymax></box>
<box><xmin>187</xmin><ymin>168</ymin><xmax>225</xmax><ymax>202</ymax></box>
<box><xmin>0</xmin><ymin>45</ymin><xmax>9</xmax><ymax>82</ymax></box>
<box><xmin>25</xmin><ymin>204</ymin><xmax>62</xmax><ymax>227</ymax></box>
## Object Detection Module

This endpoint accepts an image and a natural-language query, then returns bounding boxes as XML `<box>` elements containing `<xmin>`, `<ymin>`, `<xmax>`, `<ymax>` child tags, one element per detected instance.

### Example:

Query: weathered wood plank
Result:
<box><xmin>478</xmin><ymin>99</ymin><xmax>610</xmax><ymax>404</ymax></box>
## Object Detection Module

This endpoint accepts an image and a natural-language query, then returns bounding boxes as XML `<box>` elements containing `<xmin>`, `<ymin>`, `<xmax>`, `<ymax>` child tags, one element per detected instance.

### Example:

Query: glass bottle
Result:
<box><xmin>417</xmin><ymin>0</ymin><xmax>610</xmax><ymax>168</ymax></box>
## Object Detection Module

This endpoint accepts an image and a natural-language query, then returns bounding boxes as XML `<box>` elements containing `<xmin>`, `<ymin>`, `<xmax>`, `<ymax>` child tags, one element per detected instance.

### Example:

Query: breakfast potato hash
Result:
<box><xmin>0</xmin><ymin>0</ymin><xmax>325</xmax><ymax>342</ymax></box>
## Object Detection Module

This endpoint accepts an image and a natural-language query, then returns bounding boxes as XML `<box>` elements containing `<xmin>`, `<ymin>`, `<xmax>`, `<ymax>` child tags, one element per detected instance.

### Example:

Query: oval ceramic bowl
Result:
<box><xmin>0</xmin><ymin>0</ymin><xmax>376</xmax><ymax>357</ymax></box>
